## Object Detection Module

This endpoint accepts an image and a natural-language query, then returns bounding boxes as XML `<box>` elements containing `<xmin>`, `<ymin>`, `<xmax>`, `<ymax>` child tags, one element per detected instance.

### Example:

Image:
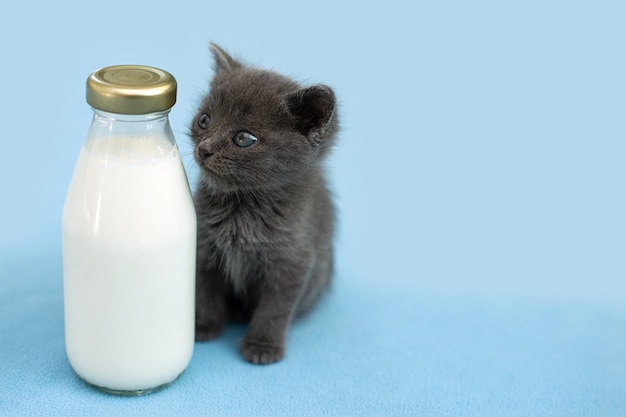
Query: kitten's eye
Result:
<box><xmin>233</xmin><ymin>131</ymin><xmax>258</xmax><ymax>148</ymax></box>
<box><xmin>198</xmin><ymin>113</ymin><xmax>211</xmax><ymax>129</ymax></box>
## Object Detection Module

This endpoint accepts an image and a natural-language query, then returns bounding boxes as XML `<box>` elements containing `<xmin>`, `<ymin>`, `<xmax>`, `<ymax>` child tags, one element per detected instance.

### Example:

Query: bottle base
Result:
<box><xmin>79</xmin><ymin>372</ymin><xmax>184</xmax><ymax>396</ymax></box>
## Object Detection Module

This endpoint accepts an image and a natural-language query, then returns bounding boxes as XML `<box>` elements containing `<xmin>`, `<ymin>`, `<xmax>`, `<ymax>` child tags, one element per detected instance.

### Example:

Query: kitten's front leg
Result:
<box><xmin>241</xmin><ymin>261</ymin><xmax>310</xmax><ymax>364</ymax></box>
<box><xmin>195</xmin><ymin>267</ymin><xmax>228</xmax><ymax>341</ymax></box>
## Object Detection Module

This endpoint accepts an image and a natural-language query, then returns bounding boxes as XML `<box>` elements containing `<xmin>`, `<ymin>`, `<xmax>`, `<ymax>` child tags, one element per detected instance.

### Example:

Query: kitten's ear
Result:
<box><xmin>209</xmin><ymin>43</ymin><xmax>242</xmax><ymax>74</ymax></box>
<box><xmin>287</xmin><ymin>85</ymin><xmax>336</xmax><ymax>143</ymax></box>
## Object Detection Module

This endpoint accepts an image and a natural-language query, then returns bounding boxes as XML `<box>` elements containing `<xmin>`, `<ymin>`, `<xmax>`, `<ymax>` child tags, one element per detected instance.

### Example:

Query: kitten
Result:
<box><xmin>190</xmin><ymin>43</ymin><xmax>339</xmax><ymax>364</ymax></box>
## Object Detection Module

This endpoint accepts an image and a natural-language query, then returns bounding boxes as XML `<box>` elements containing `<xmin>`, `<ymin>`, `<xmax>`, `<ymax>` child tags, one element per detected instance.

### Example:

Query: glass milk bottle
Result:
<box><xmin>62</xmin><ymin>65</ymin><xmax>196</xmax><ymax>395</ymax></box>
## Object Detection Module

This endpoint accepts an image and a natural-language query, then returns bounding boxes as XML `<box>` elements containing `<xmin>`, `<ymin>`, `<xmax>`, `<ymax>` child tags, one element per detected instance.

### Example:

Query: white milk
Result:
<box><xmin>62</xmin><ymin>135</ymin><xmax>196</xmax><ymax>392</ymax></box>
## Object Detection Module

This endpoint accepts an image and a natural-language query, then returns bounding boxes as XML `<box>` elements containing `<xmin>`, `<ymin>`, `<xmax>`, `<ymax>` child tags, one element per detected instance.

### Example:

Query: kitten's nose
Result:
<box><xmin>198</xmin><ymin>143</ymin><xmax>215</xmax><ymax>161</ymax></box>
<box><xmin>199</xmin><ymin>148</ymin><xmax>214</xmax><ymax>160</ymax></box>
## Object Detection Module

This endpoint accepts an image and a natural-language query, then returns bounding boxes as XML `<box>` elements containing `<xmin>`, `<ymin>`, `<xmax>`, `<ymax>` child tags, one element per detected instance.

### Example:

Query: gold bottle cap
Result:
<box><xmin>86</xmin><ymin>65</ymin><xmax>177</xmax><ymax>114</ymax></box>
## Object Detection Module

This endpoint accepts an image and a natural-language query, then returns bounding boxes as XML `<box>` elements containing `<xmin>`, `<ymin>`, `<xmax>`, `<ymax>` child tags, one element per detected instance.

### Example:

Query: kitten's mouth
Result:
<box><xmin>196</xmin><ymin>156</ymin><xmax>230</xmax><ymax>187</ymax></box>
<box><xmin>199</xmin><ymin>160</ymin><xmax>220</xmax><ymax>177</ymax></box>
<box><xmin>198</xmin><ymin>166</ymin><xmax>239</xmax><ymax>192</ymax></box>
<box><xmin>194</xmin><ymin>150</ymin><xmax>218</xmax><ymax>174</ymax></box>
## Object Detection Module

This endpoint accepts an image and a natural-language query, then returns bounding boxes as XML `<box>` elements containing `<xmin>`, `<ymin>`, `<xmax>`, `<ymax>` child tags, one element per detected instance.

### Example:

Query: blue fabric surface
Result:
<box><xmin>1</xmin><ymin>249</ymin><xmax>625</xmax><ymax>416</ymax></box>
<box><xmin>2</xmin><ymin>0</ymin><xmax>626</xmax><ymax>415</ymax></box>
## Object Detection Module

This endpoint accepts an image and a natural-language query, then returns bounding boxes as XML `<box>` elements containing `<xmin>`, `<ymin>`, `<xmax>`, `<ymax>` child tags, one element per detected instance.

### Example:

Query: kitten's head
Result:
<box><xmin>191</xmin><ymin>43</ymin><xmax>338</xmax><ymax>192</ymax></box>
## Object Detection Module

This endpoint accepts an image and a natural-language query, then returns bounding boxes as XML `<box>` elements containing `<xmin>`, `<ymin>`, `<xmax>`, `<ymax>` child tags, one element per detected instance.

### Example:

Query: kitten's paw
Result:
<box><xmin>241</xmin><ymin>339</ymin><xmax>285</xmax><ymax>365</ymax></box>
<box><xmin>195</xmin><ymin>320</ymin><xmax>224</xmax><ymax>341</ymax></box>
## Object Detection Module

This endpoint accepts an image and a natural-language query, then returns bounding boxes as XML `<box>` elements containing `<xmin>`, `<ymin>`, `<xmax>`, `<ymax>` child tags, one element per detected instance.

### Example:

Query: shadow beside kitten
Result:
<box><xmin>191</xmin><ymin>43</ymin><xmax>339</xmax><ymax>364</ymax></box>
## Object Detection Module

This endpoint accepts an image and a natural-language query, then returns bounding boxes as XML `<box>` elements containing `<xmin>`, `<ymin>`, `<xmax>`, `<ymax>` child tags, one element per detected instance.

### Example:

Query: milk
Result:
<box><xmin>62</xmin><ymin>134</ymin><xmax>196</xmax><ymax>393</ymax></box>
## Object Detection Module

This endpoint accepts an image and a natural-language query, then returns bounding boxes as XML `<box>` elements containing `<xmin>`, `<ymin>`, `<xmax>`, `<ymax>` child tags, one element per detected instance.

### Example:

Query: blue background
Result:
<box><xmin>1</xmin><ymin>1</ymin><xmax>624</xmax><ymax>416</ymax></box>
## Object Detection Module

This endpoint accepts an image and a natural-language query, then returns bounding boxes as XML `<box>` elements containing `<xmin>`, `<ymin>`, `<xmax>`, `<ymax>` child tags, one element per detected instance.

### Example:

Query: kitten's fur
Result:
<box><xmin>191</xmin><ymin>44</ymin><xmax>339</xmax><ymax>364</ymax></box>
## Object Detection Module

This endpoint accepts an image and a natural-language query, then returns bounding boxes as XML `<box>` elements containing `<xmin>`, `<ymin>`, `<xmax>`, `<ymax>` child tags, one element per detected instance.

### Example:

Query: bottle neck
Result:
<box><xmin>92</xmin><ymin>108</ymin><xmax>171</xmax><ymax>122</ymax></box>
<box><xmin>88</xmin><ymin>108</ymin><xmax>174</xmax><ymax>144</ymax></box>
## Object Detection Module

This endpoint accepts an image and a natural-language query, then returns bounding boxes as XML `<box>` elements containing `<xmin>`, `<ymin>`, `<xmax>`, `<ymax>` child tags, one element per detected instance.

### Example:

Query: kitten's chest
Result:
<box><xmin>197</xmin><ymin>193</ymin><xmax>289</xmax><ymax>251</ymax></box>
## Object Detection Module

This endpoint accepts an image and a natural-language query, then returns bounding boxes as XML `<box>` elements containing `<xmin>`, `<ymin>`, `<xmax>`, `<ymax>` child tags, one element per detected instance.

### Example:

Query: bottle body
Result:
<box><xmin>62</xmin><ymin>110</ymin><xmax>196</xmax><ymax>394</ymax></box>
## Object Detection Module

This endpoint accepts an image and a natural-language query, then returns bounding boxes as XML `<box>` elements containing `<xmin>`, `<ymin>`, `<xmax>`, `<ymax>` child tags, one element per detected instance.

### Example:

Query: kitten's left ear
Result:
<box><xmin>209</xmin><ymin>43</ymin><xmax>242</xmax><ymax>74</ymax></box>
<box><xmin>286</xmin><ymin>85</ymin><xmax>336</xmax><ymax>144</ymax></box>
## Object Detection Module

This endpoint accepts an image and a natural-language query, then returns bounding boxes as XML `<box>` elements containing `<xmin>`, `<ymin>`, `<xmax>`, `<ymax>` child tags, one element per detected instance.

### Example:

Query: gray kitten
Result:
<box><xmin>191</xmin><ymin>44</ymin><xmax>339</xmax><ymax>364</ymax></box>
